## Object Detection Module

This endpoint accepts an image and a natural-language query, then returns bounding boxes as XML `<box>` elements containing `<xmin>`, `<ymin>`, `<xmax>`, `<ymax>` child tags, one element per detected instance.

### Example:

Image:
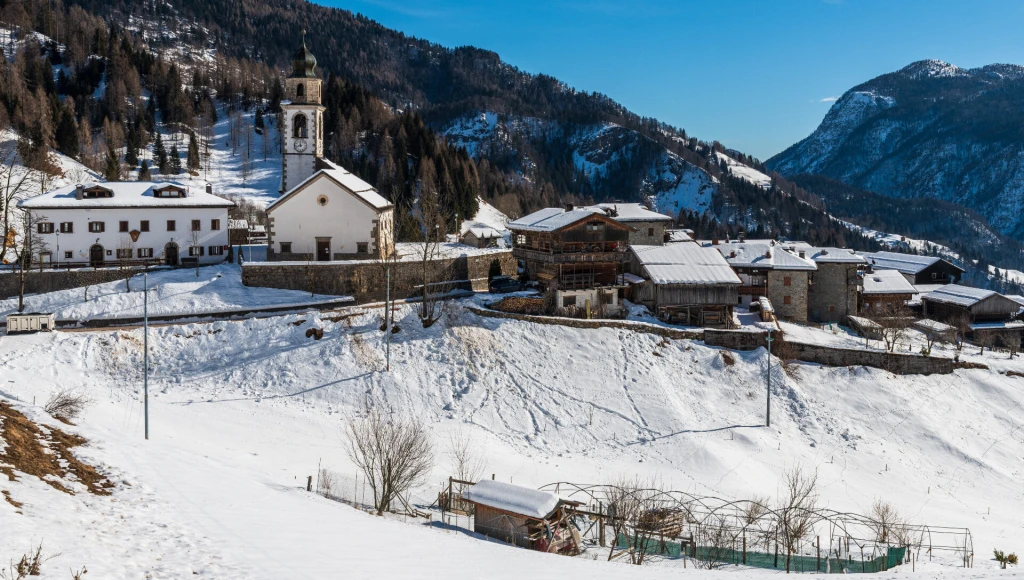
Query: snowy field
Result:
<box><xmin>0</xmin><ymin>263</ymin><xmax>349</xmax><ymax>320</ymax></box>
<box><xmin>1</xmin><ymin>293</ymin><xmax>1023</xmax><ymax>578</ymax></box>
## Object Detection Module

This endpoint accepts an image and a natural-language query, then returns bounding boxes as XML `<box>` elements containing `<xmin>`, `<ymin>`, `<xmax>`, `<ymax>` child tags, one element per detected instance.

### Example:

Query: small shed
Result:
<box><xmin>6</xmin><ymin>312</ymin><xmax>56</xmax><ymax>334</ymax></box>
<box><xmin>462</xmin><ymin>480</ymin><xmax>581</xmax><ymax>554</ymax></box>
<box><xmin>912</xmin><ymin>318</ymin><xmax>956</xmax><ymax>344</ymax></box>
<box><xmin>629</xmin><ymin>243</ymin><xmax>741</xmax><ymax>327</ymax></box>
<box><xmin>461</xmin><ymin>226</ymin><xmax>505</xmax><ymax>248</ymax></box>
<box><xmin>848</xmin><ymin>315</ymin><xmax>884</xmax><ymax>340</ymax></box>
<box><xmin>922</xmin><ymin>284</ymin><xmax>1022</xmax><ymax>323</ymax></box>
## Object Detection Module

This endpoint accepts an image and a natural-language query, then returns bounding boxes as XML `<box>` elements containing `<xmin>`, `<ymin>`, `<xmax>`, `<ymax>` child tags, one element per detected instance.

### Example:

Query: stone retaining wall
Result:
<box><xmin>0</xmin><ymin>268</ymin><xmax>138</xmax><ymax>300</ymax></box>
<box><xmin>784</xmin><ymin>341</ymin><xmax>954</xmax><ymax>375</ymax></box>
<box><xmin>469</xmin><ymin>306</ymin><xmax>953</xmax><ymax>375</ymax></box>
<box><xmin>242</xmin><ymin>252</ymin><xmax>516</xmax><ymax>303</ymax></box>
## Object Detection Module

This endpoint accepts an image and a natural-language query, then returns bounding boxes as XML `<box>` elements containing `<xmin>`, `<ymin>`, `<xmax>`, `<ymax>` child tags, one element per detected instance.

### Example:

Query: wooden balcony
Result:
<box><xmin>737</xmin><ymin>285</ymin><xmax>768</xmax><ymax>296</ymax></box>
<box><xmin>512</xmin><ymin>246</ymin><xmax>629</xmax><ymax>264</ymax></box>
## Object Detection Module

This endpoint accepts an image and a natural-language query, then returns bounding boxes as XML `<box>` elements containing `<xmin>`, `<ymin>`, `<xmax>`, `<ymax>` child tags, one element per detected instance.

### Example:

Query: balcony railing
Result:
<box><xmin>513</xmin><ymin>246</ymin><xmax>629</xmax><ymax>264</ymax></box>
<box><xmin>737</xmin><ymin>285</ymin><xmax>768</xmax><ymax>296</ymax></box>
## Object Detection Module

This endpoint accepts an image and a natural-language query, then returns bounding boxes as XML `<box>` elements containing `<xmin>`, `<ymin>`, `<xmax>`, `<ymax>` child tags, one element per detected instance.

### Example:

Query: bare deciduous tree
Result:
<box><xmin>865</xmin><ymin>302</ymin><xmax>913</xmax><ymax>353</ymax></box>
<box><xmin>117</xmin><ymin>234</ymin><xmax>136</xmax><ymax>292</ymax></box>
<box><xmin>776</xmin><ymin>466</ymin><xmax>818</xmax><ymax>573</ymax></box>
<box><xmin>344</xmin><ymin>409</ymin><xmax>433</xmax><ymax>516</ymax></box>
<box><xmin>416</xmin><ymin>183</ymin><xmax>449</xmax><ymax>328</ymax></box>
<box><xmin>446</xmin><ymin>428</ymin><xmax>486</xmax><ymax>482</ymax></box>
<box><xmin>15</xmin><ymin>210</ymin><xmax>49</xmax><ymax>313</ymax></box>
<box><xmin>43</xmin><ymin>387</ymin><xmax>92</xmax><ymax>422</ymax></box>
<box><xmin>604</xmin><ymin>477</ymin><xmax>669</xmax><ymax>566</ymax></box>
<box><xmin>189</xmin><ymin>227</ymin><xmax>202</xmax><ymax>277</ymax></box>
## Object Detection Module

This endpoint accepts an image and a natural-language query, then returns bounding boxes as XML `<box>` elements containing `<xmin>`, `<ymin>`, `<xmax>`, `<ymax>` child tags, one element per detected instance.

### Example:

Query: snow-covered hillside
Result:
<box><xmin>2</xmin><ymin>293</ymin><xmax>1022</xmax><ymax>577</ymax></box>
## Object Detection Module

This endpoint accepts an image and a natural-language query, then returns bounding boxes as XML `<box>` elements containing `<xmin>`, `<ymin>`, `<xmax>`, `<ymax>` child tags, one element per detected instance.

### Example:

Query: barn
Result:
<box><xmin>461</xmin><ymin>480</ymin><xmax>581</xmax><ymax>554</ymax></box>
<box><xmin>629</xmin><ymin>243</ymin><xmax>741</xmax><ymax>327</ymax></box>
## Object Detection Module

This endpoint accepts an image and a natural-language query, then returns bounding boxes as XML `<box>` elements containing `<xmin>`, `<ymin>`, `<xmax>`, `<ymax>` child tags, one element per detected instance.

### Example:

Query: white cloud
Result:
<box><xmin>820</xmin><ymin>96</ymin><xmax>840</xmax><ymax>103</ymax></box>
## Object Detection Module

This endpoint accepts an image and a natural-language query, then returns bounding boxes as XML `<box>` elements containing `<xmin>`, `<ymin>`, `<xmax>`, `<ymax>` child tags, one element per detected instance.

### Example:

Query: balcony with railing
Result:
<box><xmin>512</xmin><ymin>240</ymin><xmax>628</xmax><ymax>264</ymax></box>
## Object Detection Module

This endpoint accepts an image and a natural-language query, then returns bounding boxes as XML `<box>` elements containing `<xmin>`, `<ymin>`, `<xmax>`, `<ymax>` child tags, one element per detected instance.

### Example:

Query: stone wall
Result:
<box><xmin>627</xmin><ymin>221</ymin><xmax>668</xmax><ymax>246</ymax></box>
<box><xmin>242</xmin><ymin>251</ymin><xmax>516</xmax><ymax>303</ymax></box>
<box><xmin>768</xmin><ymin>270</ymin><xmax>809</xmax><ymax>323</ymax></box>
<box><xmin>0</xmin><ymin>268</ymin><xmax>137</xmax><ymax>300</ymax></box>
<box><xmin>809</xmin><ymin>263</ymin><xmax>858</xmax><ymax>323</ymax></box>
<box><xmin>784</xmin><ymin>341</ymin><xmax>953</xmax><ymax>375</ymax></box>
<box><xmin>704</xmin><ymin>328</ymin><xmax>768</xmax><ymax>350</ymax></box>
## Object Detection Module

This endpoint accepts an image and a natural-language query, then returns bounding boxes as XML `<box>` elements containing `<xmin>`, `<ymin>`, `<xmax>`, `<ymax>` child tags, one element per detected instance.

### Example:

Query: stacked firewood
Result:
<box><xmin>491</xmin><ymin>297</ymin><xmax>546</xmax><ymax>315</ymax></box>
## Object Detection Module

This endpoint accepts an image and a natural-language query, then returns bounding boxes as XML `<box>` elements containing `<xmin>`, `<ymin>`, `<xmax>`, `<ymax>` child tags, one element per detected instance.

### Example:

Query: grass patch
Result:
<box><xmin>0</xmin><ymin>402</ymin><xmax>113</xmax><ymax>497</ymax></box>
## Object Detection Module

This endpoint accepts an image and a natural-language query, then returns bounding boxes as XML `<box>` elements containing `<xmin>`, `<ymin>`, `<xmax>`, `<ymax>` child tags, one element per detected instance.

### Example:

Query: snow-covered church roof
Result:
<box><xmin>267</xmin><ymin>159</ymin><xmax>392</xmax><ymax>212</ymax></box>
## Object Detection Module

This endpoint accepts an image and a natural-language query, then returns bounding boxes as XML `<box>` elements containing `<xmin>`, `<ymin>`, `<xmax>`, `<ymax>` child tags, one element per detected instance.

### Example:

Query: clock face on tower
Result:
<box><xmin>293</xmin><ymin>139</ymin><xmax>308</xmax><ymax>153</ymax></box>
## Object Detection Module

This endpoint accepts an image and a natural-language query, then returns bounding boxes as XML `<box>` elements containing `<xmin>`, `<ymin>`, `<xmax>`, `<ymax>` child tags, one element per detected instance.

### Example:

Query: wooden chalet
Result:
<box><xmin>461</xmin><ymin>480</ymin><xmax>581</xmax><ymax>554</ymax></box>
<box><xmin>922</xmin><ymin>284</ymin><xmax>1024</xmax><ymax>347</ymax></box>
<box><xmin>629</xmin><ymin>243</ymin><xmax>741</xmax><ymax>327</ymax></box>
<box><xmin>508</xmin><ymin>206</ymin><xmax>632</xmax><ymax>315</ymax></box>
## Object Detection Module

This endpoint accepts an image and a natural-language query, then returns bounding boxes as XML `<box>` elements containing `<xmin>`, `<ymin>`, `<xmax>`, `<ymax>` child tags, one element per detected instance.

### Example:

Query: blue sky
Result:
<box><xmin>317</xmin><ymin>0</ymin><xmax>1024</xmax><ymax>160</ymax></box>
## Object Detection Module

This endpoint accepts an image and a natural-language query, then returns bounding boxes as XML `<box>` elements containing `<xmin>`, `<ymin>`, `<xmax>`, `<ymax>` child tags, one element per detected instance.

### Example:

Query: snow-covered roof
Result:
<box><xmin>582</xmin><ymin>203</ymin><xmax>673</xmax><ymax>223</ymax></box>
<box><xmin>912</xmin><ymin>318</ymin><xmax>956</xmax><ymax>333</ymax></box>
<box><xmin>710</xmin><ymin>242</ymin><xmax>817</xmax><ymax>271</ymax></box>
<box><xmin>859</xmin><ymin>251</ymin><xmax>961</xmax><ymax>275</ymax></box>
<box><xmin>619</xmin><ymin>272</ymin><xmax>645</xmax><ymax>285</ymax></box>
<box><xmin>1005</xmin><ymin>294</ymin><xmax>1024</xmax><ymax>307</ymax></box>
<box><xmin>507</xmin><ymin>207</ymin><xmax>608</xmax><ymax>233</ymax></box>
<box><xmin>970</xmin><ymin>320</ymin><xmax>1024</xmax><ymax>331</ymax></box>
<box><xmin>665</xmin><ymin>229</ymin><xmax>693</xmax><ymax>243</ymax></box>
<box><xmin>461</xmin><ymin>480</ymin><xmax>561</xmax><ymax>519</ymax></box>
<box><xmin>463</xmin><ymin>225</ymin><xmax>503</xmax><ymax>239</ymax></box>
<box><xmin>808</xmin><ymin>247</ymin><xmax>865</xmax><ymax>264</ymax></box>
<box><xmin>267</xmin><ymin>159</ymin><xmax>392</xmax><ymax>212</ymax></box>
<box><xmin>632</xmin><ymin>244</ymin><xmax>741</xmax><ymax>285</ymax></box>
<box><xmin>922</xmin><ymin>284</ymin><xmax>997</xmax><ymax>307</ymax></box>
<box><xmin>861</xmin><ymin>269</ymin><xmax>917</xmax><ymax>295</ymax></box>
<box><xmin>18</xmin><ymin>181</ymin><xmax>234</xmax><ymax>209</ymax></box>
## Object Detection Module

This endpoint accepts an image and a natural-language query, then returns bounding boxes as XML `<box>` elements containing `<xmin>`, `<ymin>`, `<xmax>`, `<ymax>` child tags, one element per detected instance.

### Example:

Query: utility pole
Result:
<box><xmin>766</xmin><ymin>328</ymin><xmax>773</xmax><ymax>427</ymax></box>
<box><xmin>144</xmin><ymin>271</ymin><xmax>149</xmax><ymax>440</ymax></box>
<box><xmin>385</xmin><ymin>261</ymin><xmax>391</xmax><ymax>372</ymax></box>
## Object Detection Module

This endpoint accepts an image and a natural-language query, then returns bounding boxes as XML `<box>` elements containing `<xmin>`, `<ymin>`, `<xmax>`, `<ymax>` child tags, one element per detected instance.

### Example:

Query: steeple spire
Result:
<box><xmin>290</xmin><ymin>30</ymin><xmax>317</xmax><ymax>78</ymax></box>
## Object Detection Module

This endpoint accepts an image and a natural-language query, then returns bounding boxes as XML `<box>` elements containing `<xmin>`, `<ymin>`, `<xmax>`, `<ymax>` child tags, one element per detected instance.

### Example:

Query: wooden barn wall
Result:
<box><xmin>654</xmin><ymin>284</ymin><xmax>738</xmax><ymax>307</ymax></box>
<box><xmin>473</xmin><ymin>504</ymin><xmax>531</xmax><ymax>548</ymax></box>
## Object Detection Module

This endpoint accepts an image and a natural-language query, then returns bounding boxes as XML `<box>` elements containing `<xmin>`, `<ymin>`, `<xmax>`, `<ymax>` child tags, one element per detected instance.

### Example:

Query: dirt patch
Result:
<box><xmin>2</xmin><ymin>489</ymin><xmax>22</xmax><ymax>509</ymax></box>
<box><xmin>721</xmin><ymin>351</ymin><xmax>735</xmax><ymax>366</ymax></box>
<box><xmin>0</xmin><ymin>402</ymin><xmax>113</xmax><ymax>497</ymax></box>
<box><xmin>305</xmin><ymin>327</ymin><xmax>324</xmax><ymax>340</ymax></box>
<box><xmin>1005</xmin><ymin>370</ymin><xmax>1024</xmax><ymax>378</ymax></box>
<box><xmin>291</xmin><ymin>319</ymin><xmax>307</xmax><ymax>326</ymax></box>
<box><xmin>954</xmin><ymin>360</ymin><xmax>989</xmax><ymax>370</ymax></box>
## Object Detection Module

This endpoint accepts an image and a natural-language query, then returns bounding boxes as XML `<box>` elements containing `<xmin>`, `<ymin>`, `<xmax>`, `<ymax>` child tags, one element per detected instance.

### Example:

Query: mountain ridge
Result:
<box><xmin>768</xmin><ymin>58</ymin><xmax>1024</xmax><ymax>240</ymax></box>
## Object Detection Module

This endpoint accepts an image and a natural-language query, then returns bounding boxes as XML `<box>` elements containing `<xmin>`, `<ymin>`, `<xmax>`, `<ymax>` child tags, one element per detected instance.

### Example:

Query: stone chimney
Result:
<box><xmin>75</xmin><ymin>184</ymin><xmax>84</xmax><ymax>200</ymax></box>
<box><xmin>765</xmin><ymin>250</ymin><xmax>772</xmax><ymax>259</ymax></box>
<box><xmin>564</xmin><ymin>203</ymin><xmax>574</xmax><ymax>212</ymax></box>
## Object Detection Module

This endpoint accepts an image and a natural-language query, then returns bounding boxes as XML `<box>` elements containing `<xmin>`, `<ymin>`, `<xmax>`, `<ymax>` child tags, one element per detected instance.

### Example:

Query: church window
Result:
<box><xmin>296</xmin><ymin>83</ymin><xmax>305</xmax><ymax>99</ymax></box>
<box><xmin>292</xmin><ymin>114</ymin><xmax>308</xmax><ymax>139</ymax></box>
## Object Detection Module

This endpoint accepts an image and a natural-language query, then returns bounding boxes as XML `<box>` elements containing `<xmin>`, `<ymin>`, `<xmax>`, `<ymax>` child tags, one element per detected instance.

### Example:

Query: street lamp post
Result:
<box><xmin>143</xmin><ymin>271</ymin><xmax>150</xmax><ymax>440</ymax></box>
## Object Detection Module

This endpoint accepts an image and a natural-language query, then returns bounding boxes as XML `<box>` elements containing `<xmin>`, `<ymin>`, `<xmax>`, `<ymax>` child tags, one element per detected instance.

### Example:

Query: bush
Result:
<box><xmin>43</xmin><ymin>388</ymin><xmax>91</xmax><ymax>422</ymax></box>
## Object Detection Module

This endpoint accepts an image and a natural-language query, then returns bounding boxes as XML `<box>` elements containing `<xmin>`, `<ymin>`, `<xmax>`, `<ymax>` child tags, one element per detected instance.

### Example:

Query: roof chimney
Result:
<box><xmin>765</xmin><ymin>250</ymin><xmax>772</xmax><ymax>259</ymax></box>
<box><xmin>821</xmin><ymin>249</ymin><xmax>829</xmax><ymax>255</ymax></box>
<box><xmin>564</xmin><ymin>203</ymin><xmax>574</xmax><ymax>212</ymax></box>
<box><xmin>75</xmin><ymin>184</ymin><xmax>84</xmax><ymax>200</ymax></box>
<box><xmin>729</xmin><ymin>250</ymin><xmax>736</xmax><ymax>258</ymax></box>
<box><xmin>712</xmin><ymin>238</ymin><xmax>719</xmax><ymax>245</ymax></box>
<box><xmin>206</xmin><ymin>183</ymin><xmax>213</xmax><ymax>194</ymax></box>
<box><xmin>798</xmin><ymin>251</ymin><xmax>806</xmax><ymax>259</ymax></box>
<box><xmin>738</xmin><ymin>232</ymin><xmax>746</xmax><ymax>242</ymax></box>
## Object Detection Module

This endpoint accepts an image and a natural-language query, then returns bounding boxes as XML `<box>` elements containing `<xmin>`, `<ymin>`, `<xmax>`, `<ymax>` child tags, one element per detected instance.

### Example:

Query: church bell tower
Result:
<box><xmin>280</xmin><ymin>32</ymin><xmax>326</xmax><ymax>193</ymax></box>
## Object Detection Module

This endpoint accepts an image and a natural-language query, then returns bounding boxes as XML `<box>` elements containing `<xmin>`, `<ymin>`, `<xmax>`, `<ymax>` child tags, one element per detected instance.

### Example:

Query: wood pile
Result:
<box><xmin>491</xmin><ymin>297</ymin><xmax>546</xmax><ymax>315</ymax></box>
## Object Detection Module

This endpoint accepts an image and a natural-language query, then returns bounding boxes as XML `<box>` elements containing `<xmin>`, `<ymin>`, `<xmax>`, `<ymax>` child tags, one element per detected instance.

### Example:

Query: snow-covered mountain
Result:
<box><xmin>442</xmin><ymin>111</ymin><xmax>717</xmax><ymax>216</ymax></box>
<box><xmin>768</xmin><ymin>59</ymin><xmax>1024</xmax><ymax>240</ymax></box>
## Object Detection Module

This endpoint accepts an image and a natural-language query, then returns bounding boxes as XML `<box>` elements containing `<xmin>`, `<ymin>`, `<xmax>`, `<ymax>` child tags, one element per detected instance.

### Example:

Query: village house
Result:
<box><xmin>582</xmin><ymin>203</ymin><xmax>673</xmax><ymax>245</ymax></box>
<box><xmin>709</xmin><ymin>240</ymin><xmax>817</xmax><ymax>323</ymax></box>
<box><xmin>266</xmin><ymin>37</ymin><xmax>395</xmax><ymax>261</ymax></box>
<box><xmin>799</xmin><ymin>246</ymin><xmax>866</xmax><ymax>323</ymax></box>
<box><xmin>508</xmin><ymin>206</ymin><xmax>631</xmax><ymax>315</ymax></box>
<box><xmin>628</xmin><ymin>243</ymin><xmax>741</xmax><ymax>327</ymax></box>
<box><xmin>460</xmin><ymin>225</ymin><xmax>505</xmax><ymax>248</ymax></box>
<box><xmin>859</xmin><ymin>268</ymin><xmax>917</xmax><ymax>313</ymax></box>
<box><xmin>921</xmin><ymin>284</ymin><xmax>1024</xmax><ymax>347</ymax></box>
<box><xmin>461</xmin><ymin>480</ymin><xmax>581</xmax><ymax>554</ymax></box>
<box><xmin>859</xmin><ymin>251</ymin><xmax>964</xmax><ymax>285</ymax></box>
<box><xmin>18</xmin><ymin>182</ymin><xmax>233</xmax><ymax>268</ymax></box>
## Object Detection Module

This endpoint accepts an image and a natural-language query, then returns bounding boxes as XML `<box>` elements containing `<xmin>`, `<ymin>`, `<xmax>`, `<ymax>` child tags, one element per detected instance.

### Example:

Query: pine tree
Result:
<box><xmin>187</xmin><ymin>133</ymin><xmax>201</xmax><ymax>172</ymax></box>
<box><xmin>104</xmin><ymin>147</ymin><xmax>120</xmax><ymax>181</ymax></box>
<box><xmin>138</xmin><ymin>159</ymin><xmax>152</xmax><ymax>181</ymax></box>
<box><xmin>254</xmin><ymin>107</ymin><xmax>264</xmax><ymax>132</ymax></box>
<box><xmin>54</xmin><ymin>105</ymin><xmax>79</xmax><ymax>159</ymax></box>
<box><xmin>169</xmin><ymin>144</ymin><xmax>182</xmax><ymax>174</ymax></box>
<box><xmin>154</xmin><ymin>132</ymin><xmax>168</xmax><ymax>173</ymax></box>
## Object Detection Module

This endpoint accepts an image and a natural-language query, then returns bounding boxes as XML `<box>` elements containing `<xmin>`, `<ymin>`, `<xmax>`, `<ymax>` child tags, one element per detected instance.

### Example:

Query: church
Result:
<box><xmin>266</xmin><ymin>36</ymin><xmax>395</xmax><ymax>261</ymax></box>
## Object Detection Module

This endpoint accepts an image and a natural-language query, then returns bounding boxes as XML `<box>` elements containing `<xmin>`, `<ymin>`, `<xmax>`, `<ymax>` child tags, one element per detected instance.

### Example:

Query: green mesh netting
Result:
<box><xmin>615</xmin><ymin>534</ymin><xmax>906</xmax><ymax>573</ymax></box>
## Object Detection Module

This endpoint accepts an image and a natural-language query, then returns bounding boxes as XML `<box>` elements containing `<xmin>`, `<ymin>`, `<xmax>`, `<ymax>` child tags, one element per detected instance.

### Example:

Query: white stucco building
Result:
<box><xmin>266</xmin><ymin>36</ymin><xmax>395</xmax><ymax>261</ymax></box>
<box><xmin>18</xmin><ymin>182</ymin><xmax>234</xmax><ymax>267</ymax></box>
<box><xmin>266</xmin><ymin>159</ymin><xmax>394</xmax><ymax>260</ymax></box>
